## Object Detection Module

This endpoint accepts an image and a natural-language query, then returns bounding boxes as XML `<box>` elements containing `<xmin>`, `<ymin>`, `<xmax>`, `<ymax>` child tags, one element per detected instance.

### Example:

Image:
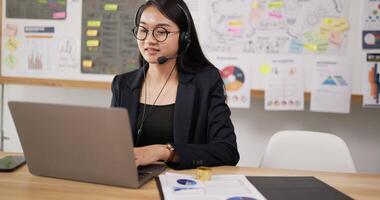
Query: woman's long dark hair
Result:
<box><xmin>134</xmin><ymin>0</ymin><xmax>213</xmax><ymax>72</ymax></box>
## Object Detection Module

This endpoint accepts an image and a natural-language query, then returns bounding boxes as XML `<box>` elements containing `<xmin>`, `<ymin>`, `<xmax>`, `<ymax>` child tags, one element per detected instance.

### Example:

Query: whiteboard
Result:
<box><xmin>187</xmin><ymin>0</ymin><xmax>366</xmax><ymax>95</ymax></box>
<box><xmin>1</xmin><ymin>0</ymin><xmax>143</xmax><ymax>82</ymax></box>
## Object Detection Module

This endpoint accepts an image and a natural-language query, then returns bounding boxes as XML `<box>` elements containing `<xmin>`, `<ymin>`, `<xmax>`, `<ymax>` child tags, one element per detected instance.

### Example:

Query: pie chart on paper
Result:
<box><xmin>221</xmin><ymin>65</ymin><xmax>245</xmax><ymax>91</ymax></box>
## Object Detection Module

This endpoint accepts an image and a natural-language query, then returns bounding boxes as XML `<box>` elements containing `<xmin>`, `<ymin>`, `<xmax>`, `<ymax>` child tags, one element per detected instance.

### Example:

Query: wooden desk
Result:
<box><xmin>1</xmin><ymin>153</ymin><xmax>379</xmax><ymax>200</ymax></box>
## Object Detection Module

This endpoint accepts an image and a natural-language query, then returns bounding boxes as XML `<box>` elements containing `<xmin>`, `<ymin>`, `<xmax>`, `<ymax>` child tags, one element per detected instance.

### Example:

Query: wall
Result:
<box><xmin>2</xmin><ymin>85</ymin><xmax>379</xmax><ymax>174</ymax></box>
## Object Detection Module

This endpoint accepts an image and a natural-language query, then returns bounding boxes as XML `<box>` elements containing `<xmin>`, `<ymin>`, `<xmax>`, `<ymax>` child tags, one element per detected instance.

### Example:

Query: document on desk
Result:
<box><xmin>157</xmin><ymin>172</ymin><xmax>267</xmax><ymax>200</ymax></box>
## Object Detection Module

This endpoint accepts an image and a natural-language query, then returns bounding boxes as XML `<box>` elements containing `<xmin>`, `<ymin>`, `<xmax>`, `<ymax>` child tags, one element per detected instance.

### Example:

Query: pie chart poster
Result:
<box><xmin>208</xmin><ymin>54</ymin><xmax>251</xmax><ymax>108</ymax></box>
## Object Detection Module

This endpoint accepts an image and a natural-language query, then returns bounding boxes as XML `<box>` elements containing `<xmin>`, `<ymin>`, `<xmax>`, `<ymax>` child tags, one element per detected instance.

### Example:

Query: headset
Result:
<box><xmin>133</xmin><ymin>0</ymin><xmax>192</xmax><ymax>54</ymax></box>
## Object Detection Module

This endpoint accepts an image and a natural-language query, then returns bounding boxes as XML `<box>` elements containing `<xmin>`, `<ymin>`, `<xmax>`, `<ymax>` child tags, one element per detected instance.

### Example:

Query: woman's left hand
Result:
<box><xmin>134</xmin><ymin>144</ymin><xmax>169</xmax><ymax>166</ymax></box>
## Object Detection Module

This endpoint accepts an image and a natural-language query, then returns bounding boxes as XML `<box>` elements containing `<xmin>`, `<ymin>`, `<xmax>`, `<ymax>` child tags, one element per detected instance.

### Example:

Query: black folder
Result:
<box><xmin>246</xmin><ymin>176</ymin><xmax>353</xmax><ymax>200</ymax></box>
<box><xmin>156</xmin><ymin>176</ymin><xmax>354</xmax><ymax>200</ymax></box>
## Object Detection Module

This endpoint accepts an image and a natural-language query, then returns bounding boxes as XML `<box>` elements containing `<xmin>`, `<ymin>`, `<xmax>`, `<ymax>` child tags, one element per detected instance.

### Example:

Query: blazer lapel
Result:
<box><xmin>126</xmin><ymin>67</ymin><xmax>145</xmax><ymax>140</ymax></box>
<box><xmin>174</xmin><ymin>69</ymin><xmax>195</xmax><ymax>143</ymax></box>
<box><xmin>128</xmin><ymin>88</ymin><xmax>140</xmax><ymax>139</ymax></box>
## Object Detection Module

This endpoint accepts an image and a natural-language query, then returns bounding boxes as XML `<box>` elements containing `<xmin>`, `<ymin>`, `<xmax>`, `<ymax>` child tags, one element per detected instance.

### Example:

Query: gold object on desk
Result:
<box><xmin>196</xmin><ymin>166</ymin><xmax>212</xmax><ymax>181</ymax></box>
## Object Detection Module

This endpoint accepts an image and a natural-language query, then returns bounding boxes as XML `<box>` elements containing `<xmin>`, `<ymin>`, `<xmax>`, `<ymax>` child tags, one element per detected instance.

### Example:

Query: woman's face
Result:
<box><xmin>137</xmin><ymin>6</ymin><xmax>180</xmax><ymax>64</ymax></box>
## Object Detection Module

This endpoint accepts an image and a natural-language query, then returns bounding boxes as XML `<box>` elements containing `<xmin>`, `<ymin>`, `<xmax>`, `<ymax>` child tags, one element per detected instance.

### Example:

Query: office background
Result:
<box><xmin>0</xmin><ymin>0</ymin><xmax>379</xmax><ymax>174</ymax></box>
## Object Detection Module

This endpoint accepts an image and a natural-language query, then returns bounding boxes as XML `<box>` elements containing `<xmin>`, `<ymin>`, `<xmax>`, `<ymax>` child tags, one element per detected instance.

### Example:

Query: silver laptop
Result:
<box><xmin>8</xmin><ymin>101</ymin><xmax>166</xmax><ymax>188</ymax></box>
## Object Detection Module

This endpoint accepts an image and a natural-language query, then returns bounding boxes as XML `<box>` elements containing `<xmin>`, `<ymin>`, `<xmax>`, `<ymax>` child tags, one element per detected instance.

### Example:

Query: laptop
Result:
<box><xmin>8</xmin><ymin>101</ymin><xmax>166</xmax><ymax>188</ymax></box>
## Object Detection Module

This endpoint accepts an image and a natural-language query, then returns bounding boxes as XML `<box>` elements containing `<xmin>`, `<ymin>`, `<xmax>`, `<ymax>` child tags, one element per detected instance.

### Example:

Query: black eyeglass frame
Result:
<box><xmin>132</xmin><ymin>26</ymin><xmax>180</xmax><ymax>42</ymax></box>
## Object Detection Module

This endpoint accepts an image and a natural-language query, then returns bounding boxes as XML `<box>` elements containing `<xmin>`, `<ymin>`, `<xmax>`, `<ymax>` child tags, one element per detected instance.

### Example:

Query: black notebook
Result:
<box><xmin>156</xmin><ymin>176</ymin><xmax>354</xmax><ymax>200</ymax></box>
<box><xmin>246</xmin><ymin>176</ymin><xmax>353</xmax><ymax>200</ymax></box>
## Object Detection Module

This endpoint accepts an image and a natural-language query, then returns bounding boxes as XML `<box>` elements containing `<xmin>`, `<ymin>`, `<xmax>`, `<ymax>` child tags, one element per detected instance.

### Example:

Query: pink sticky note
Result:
<box><xmin>330</xmin><ymin>32</ymin><xmax>343</xmax><ymax>47</ymax></box>
<box><xmin>53</xmin><ymin>12</ymin><xmax>66</xmax><ymax>19</ymax></box>
<box><xmin>268</xmin><ymin>12</ymin><xmax>282</xmax><ymax>19</ymax></box>
<box><xmin>228</xmin><ymin>28</ymin><xmax>241</xmax><ymax>34</ymax></box>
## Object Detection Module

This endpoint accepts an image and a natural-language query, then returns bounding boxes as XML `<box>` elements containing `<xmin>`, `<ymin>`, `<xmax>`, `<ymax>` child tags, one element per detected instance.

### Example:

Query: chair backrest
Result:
<box><xmin>260</xmin><ymin>130</ymin><xmax>356</xmax><ymax>173</ymax></box>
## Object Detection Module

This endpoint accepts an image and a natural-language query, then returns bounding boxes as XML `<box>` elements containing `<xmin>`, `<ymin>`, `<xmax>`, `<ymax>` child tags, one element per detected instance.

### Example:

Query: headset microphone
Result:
<box><xmin>157</xmin><ymin>55</ymin><xmax>179</xmax><ymax>65</ymax></box>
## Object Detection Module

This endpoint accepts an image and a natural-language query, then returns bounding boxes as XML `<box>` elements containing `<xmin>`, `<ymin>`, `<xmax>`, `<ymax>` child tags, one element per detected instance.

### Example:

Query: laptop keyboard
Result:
<box><xmin>137</xmin><ymin>164</ymin><xmax>166</xmax><ymax>180</ymax></box>
<box><xmin>138</xmin><ymin>171</ymin><xmax>152</xmax><ymax>179</ymax></box>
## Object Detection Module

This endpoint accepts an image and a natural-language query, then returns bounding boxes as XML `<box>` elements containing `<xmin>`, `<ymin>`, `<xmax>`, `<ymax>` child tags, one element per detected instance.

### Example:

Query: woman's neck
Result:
<box><xmin>147</xmin><ymin>59</ymin><xmax>178</xmax><ymax>82</ymax></box>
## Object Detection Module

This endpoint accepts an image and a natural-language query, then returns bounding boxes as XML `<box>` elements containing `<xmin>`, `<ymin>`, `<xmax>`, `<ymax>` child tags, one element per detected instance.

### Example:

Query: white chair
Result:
<box><xmin>259</xmin><ymin>130</ymin><xmax>356</xmax><ymax>173</ymax></box>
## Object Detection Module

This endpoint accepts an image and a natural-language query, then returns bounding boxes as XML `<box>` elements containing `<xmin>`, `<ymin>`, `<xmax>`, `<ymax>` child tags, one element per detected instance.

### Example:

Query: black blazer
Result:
<box><xmin>111</xmin><ymin>66</ymin><xmax>240</xmax><ymax>169</ymax></box>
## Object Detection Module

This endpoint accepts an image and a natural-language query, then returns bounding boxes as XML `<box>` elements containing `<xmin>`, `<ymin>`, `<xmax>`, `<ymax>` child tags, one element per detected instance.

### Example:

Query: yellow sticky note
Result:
<box><xmin>322</xmin><ymin>18</ymin><xmax>334</xmax><ymax>25</ymax></box>
<box><xmin>252</xmin><ymin>1</ymin><xmax>259</xmax><ymax>9</ymax></box>
<box><xmin>86</xmin><ymin>30</ymin><xmax>98</xmax><ymax>37</ymax></box>
<box><xmin>268</xmin><ymin>1</ymin><xmax>284</xmax><ymax>9</ymax></box>
<box><xmin>6</xmin><ymin>38</ymin><xmax>19</xmax><ymax>52</ymax></box>
<box><xmin>332</xmin><ymin>19</ymin><xmax>349</xmax><ymax>32</ymax></box>
<box><xmin>320</xmin><ymin>24</ymin><xmax>333</xmax><ymax>35</ymax></box>
<box><xmin>228</xmin><ymin>20</ymin><xmax>243</xmax><ymax>26</ymax></box>
<box><xmin>259</xmin><ymin>64</ymin><xmax>272</xmax><ymax>75</ymax></box>
<box><xmin>104</xmin><ymin>4</ymin><xmax>119</xmax><ymax>11</ymax></box>
<box><xmin>86</xmin><ymin>40</ymin><xmax>100</xmax><ymax>47</ymax></box>
<box><xmin>83</xmin><ymin>60</ymin><xmax>93</xmax><ymax>68</ymax></box>
<box><xmin>304</xmin><ymin>43</ymin><xmax>318</xmax><ymax>51</ymax></box>
<box><xmin>87</xmin><ymin>20</ymin><xmax>102</xmax><ymax>27</ymax></box>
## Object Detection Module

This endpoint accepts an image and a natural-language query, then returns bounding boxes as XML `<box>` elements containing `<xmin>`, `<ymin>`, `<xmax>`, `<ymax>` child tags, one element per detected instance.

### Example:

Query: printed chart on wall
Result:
<box><xmin>199</xmin><ymin>0</ymin><xmax>350</xmax><ymax>55</ymax></box>
<box><xmin>2</xmin><ymin>0</ymin><xmax>82</xmax><ymax>80</ymax></box>
<box><xmin>1</xmin><ymin>0</ymin><xmax>143</xmax><ymax>82</ymax></box>
<box><xmin>363</xmin><ymin>53</ymin><xmax>380</xmax><ymax>107</ymax></box>
<box><xmin>310</xmin><ymin>60</ymin><xmax>351</xmax><ymax>113</ymax></box>
<box><xmin>362</xmin><ymin>0</ymin><xmax>380</xmax><ymax>50</ymax></box>
<box><xmin>208</xmin><ymin>54</ymin><xmax>251</xmax><ymax>108</ymax></box>
<box><xmin>265</xmin><ymin>58</ymin><xmax>304</xmax><ymax>111</ymax></box>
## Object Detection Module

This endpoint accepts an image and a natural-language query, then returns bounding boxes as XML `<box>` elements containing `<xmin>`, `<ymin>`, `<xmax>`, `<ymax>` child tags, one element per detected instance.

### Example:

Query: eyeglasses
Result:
<box><xmin>132</xmin><ymin>26</ymin><xmax>180</xmax><ymax>42</ymax></box>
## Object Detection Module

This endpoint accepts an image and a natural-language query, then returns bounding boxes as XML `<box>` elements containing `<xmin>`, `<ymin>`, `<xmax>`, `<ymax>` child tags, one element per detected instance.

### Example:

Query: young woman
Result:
<box><xmin>111</xmin><ymin>0</ymin><xmax>239</xmax><ymax>169</ymax></box>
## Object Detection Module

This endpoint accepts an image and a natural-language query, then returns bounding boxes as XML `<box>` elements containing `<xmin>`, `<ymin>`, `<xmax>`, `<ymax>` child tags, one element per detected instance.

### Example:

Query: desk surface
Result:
<box><xmin>1</xmin><ymin>152</ymin><xmax>380</xmax><ymax>200</ymax></box>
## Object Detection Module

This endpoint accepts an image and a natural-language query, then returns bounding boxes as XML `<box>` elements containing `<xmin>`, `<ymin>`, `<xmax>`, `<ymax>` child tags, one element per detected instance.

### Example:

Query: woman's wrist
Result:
<box><xmin>157</xmin><ymin>144</ymin><xmax>171</xmax><ymax>161</ymax></box>
<box><xmin>165</xmin><ymin>143</ymin><xmax>175</xmax><ymax>162</ymax></box>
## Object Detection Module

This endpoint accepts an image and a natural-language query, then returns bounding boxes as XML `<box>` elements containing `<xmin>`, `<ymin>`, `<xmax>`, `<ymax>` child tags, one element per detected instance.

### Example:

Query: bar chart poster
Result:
<box><xmin>363</xmin><ymin>53</ymin><xmax>380</xmax><ymax>107</ymax></box>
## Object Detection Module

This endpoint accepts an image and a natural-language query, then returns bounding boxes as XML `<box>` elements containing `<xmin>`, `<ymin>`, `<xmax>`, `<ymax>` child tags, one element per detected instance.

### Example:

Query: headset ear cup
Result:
<box><xmin>184</xmin><ymin>33</ymin><xmax>191</xmax><ymax>53</ymax></box>
<box><xmin>179</xmin><ymin>32</ymin><xmax>190</xmax><ymax>53</ymax></box>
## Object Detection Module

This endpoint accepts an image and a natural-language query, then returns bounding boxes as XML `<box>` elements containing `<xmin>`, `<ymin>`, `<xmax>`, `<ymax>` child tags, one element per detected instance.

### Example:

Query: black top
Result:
<box><xmin>136</xmin><ymin>103</ymin><xmax>175</xmax><ymax>146</ymax></box>
<box><xmin>111</xmin><ymin>66</ymin><xmax>239</xmax><ymax>169</ymax></box>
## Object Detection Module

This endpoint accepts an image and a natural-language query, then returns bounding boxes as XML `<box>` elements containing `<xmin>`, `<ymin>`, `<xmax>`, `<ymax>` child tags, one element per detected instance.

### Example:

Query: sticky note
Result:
<box><xmin>317</xmin><ymin>41</ymin><xmax>329</xmax><ymax>52</ymax></box>
<box><xmin>329</xmin><ymin>32</ymin><xmax>343</xmax><ymax>47</ymax></box>
<box><xmin>289</xmin><ymin>39</ymin><xmax>303</xmax><ymax>54</ymax></box>
<box><xmin>87</xmin><ymin>20</ymin><xmax>102</xmax><ymax>27</ymax></box>
<box><xmin>228</xmin><ymin>28</ymin><xmax>241</xmax><ymax>34</ymax></box>
<box><xmin>259</xmin><ymin>64</ymin><xmax>272</xmax><ymax>75</ymax></box>
<box><xmin>86</xmin><ymin>40</ymin><xmax>100</xmax><ymax>47</ymax></box>
<box><xmin>304</xmin><ymin>43</ymin><xmax>318</xmax><ymax>52</ymax></box>
<box><xmin>228</xmin><ymin>20</ymin><xmax>243</xmax><ymax>26</ymax></box>
<box><xmin>53</xmin><ymin>12</ymin><xmax>66</xmax><ymax>19</ymax></box>
<box><xmin>6</xmin><ymin>38</ymin><xmax>19</xmax><ymax>52</ymax></box>
<box><xmin>252</xmin><ymin>1</ymin><xmax>259</xmax><ymax>9</ymax></box>
<box><xmin>332</xmin><ymin>19</ymin><xmax>349</xmax><ymax>32</ymax></box>
<box><xmin>322</xmin><ymin>18</ymin><xmax>334</xmax><ymax>25</ymax></box>
<box><xmin>321</xmin><ymin>18</ymin><xmax>349</xmax><ymax>33</ymax></box>
<box><xmin>86</xmin><ymin>30</ymin><xmax>98</xmax><ymax>37</ymax></box>
<box><xmin>104</xmin><ymin>4</ymin><xmax>119</xmax><ymax>11</ymax></box>
<box><xmin>83</xmin><ymin>60</ymin><xmax>93</xmax><ymax>68</ymax></box>
<box><xmin>269</xmin><ymin>12</ymin><xmax>282</xmax><ymax>19</ymax></box>
<box><xmin>268</xmin><ymin>1</ymin><xmax>284</xmax><ymax>9</ymax></box>
<box><xmin>320</xmin><ymin>24</ymin><xmax>333</xmax><ymax>35</ymax></box>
